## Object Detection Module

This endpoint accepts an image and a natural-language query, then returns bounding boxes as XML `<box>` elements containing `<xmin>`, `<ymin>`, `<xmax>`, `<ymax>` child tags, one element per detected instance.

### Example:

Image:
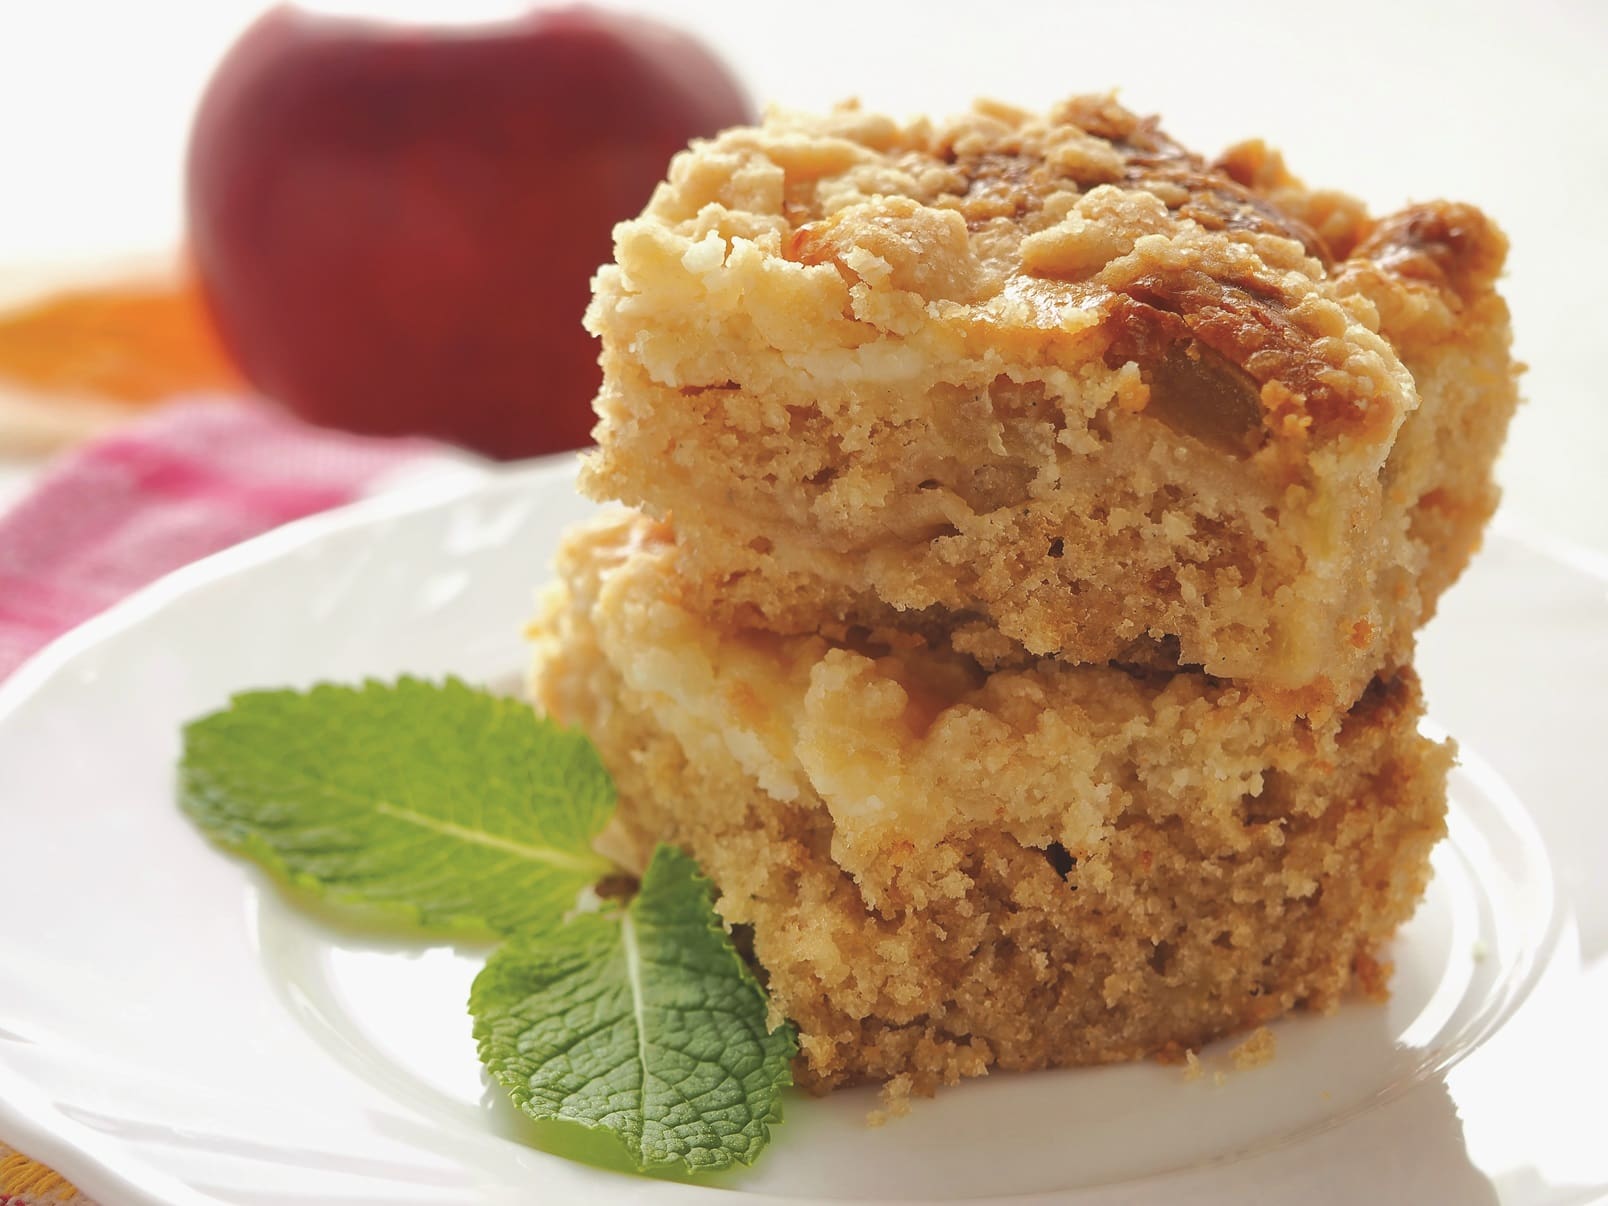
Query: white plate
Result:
<box><xmin>2</xmin><ymin>459</ymin><xmax>1606</xmax><ymax>1206</ymax></box>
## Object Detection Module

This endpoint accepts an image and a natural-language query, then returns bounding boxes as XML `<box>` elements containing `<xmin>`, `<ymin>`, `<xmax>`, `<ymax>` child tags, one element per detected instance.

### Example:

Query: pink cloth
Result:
<box><xmin>0</xmin><ymin>399</ymin><xmax>433</xmax><ymax>682</ymax></box>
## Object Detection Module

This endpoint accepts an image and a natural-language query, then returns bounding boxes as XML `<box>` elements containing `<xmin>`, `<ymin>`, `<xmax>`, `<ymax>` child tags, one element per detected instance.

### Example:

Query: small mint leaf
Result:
<box><xmin>179</xmin><ymin>677</ymin><xmax>615</xmax><ymax>935</ymax></box>
<box><xmin>471</xmin><ymin>844</ymin><xmax>796</xmax><ymax>1172</ymax></box>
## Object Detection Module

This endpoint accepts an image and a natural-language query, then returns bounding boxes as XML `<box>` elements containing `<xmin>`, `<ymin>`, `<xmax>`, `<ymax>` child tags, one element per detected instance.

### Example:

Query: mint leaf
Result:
<box><xmin>471</xmin><ymin>844</ymin><xmax>796</xmax><ymax>1172</ymax></box>
<box><xmin>179</xmin><ymin>677</ymin><xmax>615</xmax><ymax>935</ymax></box>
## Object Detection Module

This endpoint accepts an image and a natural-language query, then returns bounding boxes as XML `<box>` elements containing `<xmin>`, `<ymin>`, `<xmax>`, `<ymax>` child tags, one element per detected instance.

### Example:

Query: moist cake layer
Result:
<box><xmin>581</xmin><ymin>95</ymin><xmax>1519</xmax><ymax>715</ymax></box>
<box><xmin>529</xmin><ymin>513</ymin><xmax>1452</xmax><ymax>1091</ymax></box>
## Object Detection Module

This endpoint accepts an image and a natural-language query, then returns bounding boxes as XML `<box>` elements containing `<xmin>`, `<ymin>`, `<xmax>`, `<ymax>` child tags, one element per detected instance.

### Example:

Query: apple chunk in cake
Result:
<box><xmin>528</xmin><ymin>512</ymin><xmax>1451</xmax><ymax>1091</ymax></box>
<box><xmin>581</xmin><ymin>95</ymin><xmax>1519</xmax><ymax>713</ymax></box>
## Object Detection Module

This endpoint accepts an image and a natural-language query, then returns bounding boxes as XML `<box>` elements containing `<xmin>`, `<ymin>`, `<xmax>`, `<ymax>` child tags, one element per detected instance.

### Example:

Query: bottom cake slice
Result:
<box><xmin>529</xmin><ymin>510</ymin><xmax>1452</xmax><ymax>1093</ymax></box>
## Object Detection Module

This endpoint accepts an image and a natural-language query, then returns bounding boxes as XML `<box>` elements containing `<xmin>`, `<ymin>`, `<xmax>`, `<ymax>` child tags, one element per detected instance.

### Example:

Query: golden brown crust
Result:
<box><xmin>755</xmin><ymin>95</ymin><xmax>1407</xmax><ymax>448</ymax></box>
<box><xmin>1351</xmin><ymin>201</ymin><xmax>1508</xmax><ymax>302</ymax></box>
<box><xmin>1213</xmin><ymin>139</ymin><xmax>1372</xmax><ymax>261</ymax></box>
<box><xmin>1099</xmin><ymin>267</ymin><xmax>1387</xmax><ymax>448</ymax></box>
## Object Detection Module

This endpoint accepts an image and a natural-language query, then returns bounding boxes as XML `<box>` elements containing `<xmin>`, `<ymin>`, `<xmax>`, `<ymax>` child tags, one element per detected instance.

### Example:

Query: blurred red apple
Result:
<box><xmin>186</xmin><ymin>4</ymin><xmax>752</xmax><ymax>457</ymax></box>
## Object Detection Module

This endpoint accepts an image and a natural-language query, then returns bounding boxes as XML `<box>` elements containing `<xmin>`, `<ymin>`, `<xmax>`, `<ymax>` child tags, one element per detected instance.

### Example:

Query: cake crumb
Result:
<box><xmin>1231</xmin><ymin>1026</ymin><xmax>1278</xmax><ymax>1071</ymax></box>
<box><xmin>867</xmin><ymin>1074</ymin><xmax>915</xmax><ymax>1127</ymax></box>
<box><xmin>1183</xmin><ymin>1049</ymin><xmax>1203</xmax><ymax>1082</ymax></box>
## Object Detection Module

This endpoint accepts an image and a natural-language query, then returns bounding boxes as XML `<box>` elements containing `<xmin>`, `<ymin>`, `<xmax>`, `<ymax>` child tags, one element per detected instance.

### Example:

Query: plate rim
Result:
<box><xmin>0</xmin><ymin>468</ymin><xmax>1602</xmax><ymax>1206</ymax></box>
<box><xmin>0</xmin><ymin>458</ymin><xmax>537</xmax><ymax>1206</ymax></box>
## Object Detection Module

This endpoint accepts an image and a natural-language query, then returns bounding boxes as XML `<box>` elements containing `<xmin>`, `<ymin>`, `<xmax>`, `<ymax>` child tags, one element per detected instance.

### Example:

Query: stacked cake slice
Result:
<box><xmin>529</xmin><ymin>96</ymin><xmax>1520</xmax><ymax>1093</ymax></box>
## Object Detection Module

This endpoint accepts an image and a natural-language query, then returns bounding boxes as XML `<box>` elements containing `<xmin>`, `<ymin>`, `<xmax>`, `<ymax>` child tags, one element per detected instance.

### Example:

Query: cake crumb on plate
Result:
<box><xmin>1231</xmin><ymin>1026</ymin><xmax>1278</xmax><ymax>1071</ymax></box>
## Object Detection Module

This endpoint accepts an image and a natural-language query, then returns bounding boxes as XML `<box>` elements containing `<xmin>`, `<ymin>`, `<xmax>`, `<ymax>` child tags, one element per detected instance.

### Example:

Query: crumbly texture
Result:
<box><xmin>581</xmin><ymin>96</ymin><xmax>1520</xmax><ymax>715</ymax></box>
<box><xmin>530</xmin><ymin>513</ymin><xmax>1451</xmax><ymax>1092</ymax></box>
<box><xmin>868</xmin><ymin>1074</ymin><xmax>915</xmax><ymax>1127</ymax></box>
<box><xmin>1231</xmin><ymin>1025</ymin><xmax>1278</xmax><ymax>1071</ymax></box>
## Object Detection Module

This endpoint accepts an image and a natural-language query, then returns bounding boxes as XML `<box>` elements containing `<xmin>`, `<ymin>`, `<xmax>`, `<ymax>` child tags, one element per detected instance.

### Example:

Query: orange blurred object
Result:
<box><xmin>0</xmin><ymin>276</ymin><xmax>241</xmax><ymax>405</ymax></box>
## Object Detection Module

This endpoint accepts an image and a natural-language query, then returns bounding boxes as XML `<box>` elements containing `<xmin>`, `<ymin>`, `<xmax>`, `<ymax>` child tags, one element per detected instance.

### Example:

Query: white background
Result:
<box><xmin>0</xmin><ymin>0</ymin><xmax>1602</xmax><ymax>551</ymax></box>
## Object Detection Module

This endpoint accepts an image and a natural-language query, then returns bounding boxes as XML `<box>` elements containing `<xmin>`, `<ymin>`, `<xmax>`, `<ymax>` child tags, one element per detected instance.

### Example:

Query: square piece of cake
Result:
<box><xmin>581</xmin><ymin>96</ymin><xmax>1519</xmax><ymax>714</ymax></box>
<box><xmin>530</xmin><ymin>513</ymin><xmax>1451</xmax><ymax>1091</ymax></box>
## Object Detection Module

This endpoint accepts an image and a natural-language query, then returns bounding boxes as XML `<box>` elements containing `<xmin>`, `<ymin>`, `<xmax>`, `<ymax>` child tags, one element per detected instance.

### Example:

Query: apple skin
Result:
<box><xmin>186</xmin><ymin>5</ymin><xmax>752</xmax><ymax>457</ymax></box>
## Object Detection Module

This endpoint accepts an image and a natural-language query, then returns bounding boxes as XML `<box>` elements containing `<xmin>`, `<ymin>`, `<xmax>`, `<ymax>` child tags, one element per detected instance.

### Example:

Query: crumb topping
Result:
<box><xmin>617</xmin><ymin>94</ymin><xmax>1427</xmax><ymax>447</ymax></box>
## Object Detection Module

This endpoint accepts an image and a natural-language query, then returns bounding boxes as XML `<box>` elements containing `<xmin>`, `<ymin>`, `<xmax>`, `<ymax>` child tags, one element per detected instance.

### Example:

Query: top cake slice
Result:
<box><xmin>582</xmin><ymin>95</ymin><xmax>1519</xmax><ymax>714</ymax></box>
